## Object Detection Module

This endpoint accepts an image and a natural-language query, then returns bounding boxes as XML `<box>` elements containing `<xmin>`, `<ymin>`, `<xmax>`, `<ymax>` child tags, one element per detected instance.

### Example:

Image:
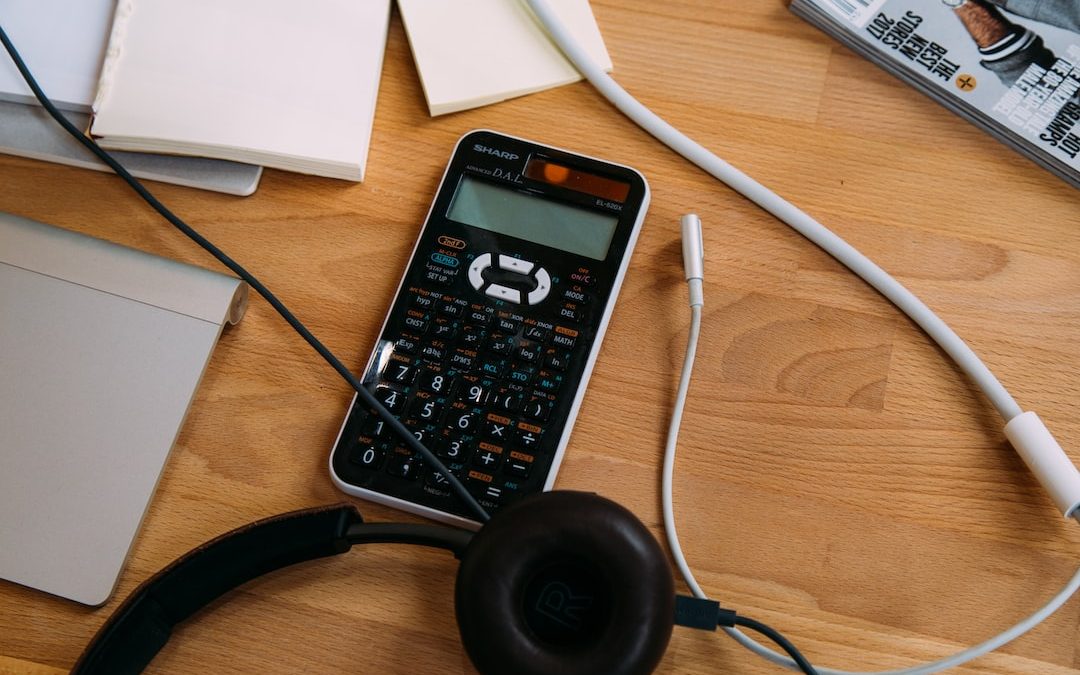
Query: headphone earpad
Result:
<box><xmin>455</xmin><ymin>491</ymin><xmax>674</xmax><ymax>675</ymax></box>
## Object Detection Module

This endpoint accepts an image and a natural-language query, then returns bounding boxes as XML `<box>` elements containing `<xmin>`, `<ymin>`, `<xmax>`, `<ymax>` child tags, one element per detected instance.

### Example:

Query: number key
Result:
<box><xmin>350</xmin><ymin>443</ymin><xmax>385</xmax><ymax>469</ymax></box>
<box><xmin>449</xmin><ymin>411</ymin><xmax>479</xmax><ymax>433</ymax></box>
<box><xmin>436</xmin><ymin>434</ymin><xmax>472</xmax><ymax>462</ymax></box>
<box><xmin>373</xmin><ymin>386</ymin><xmax>406</xmax><ymax>414</ymax></box>
<box><xmin>408</xmin><ymin>394</ymin><xmax>443</xmax><ymax>422</ymax></box>
<box><xmin>459</xmin><ymin>382</ymin><xmax>487</xmax><ymax>405</ymax></box>
<box><xmin>385</xmin><ymin>361</ymin><xmax>415</xmax><ymax>384</ymax></box>
<box><xmin>419</xmin><ymin>369</ymin><xmax>452</xmax><ymax>395</ymax></box>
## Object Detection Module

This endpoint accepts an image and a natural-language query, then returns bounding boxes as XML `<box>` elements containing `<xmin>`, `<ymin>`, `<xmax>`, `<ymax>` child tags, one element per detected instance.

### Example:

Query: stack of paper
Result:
<box><xmin>397</xmin><ymin>0</ymin><xmax>613</xmax><ymax>116</ymax></box>
<box><xmin>0</xmin><ymin>0</ymin><xmax>262</xmax><ymax>195</ymax></box>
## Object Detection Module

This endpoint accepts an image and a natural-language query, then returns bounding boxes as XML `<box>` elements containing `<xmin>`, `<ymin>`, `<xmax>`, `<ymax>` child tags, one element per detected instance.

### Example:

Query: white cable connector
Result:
<box><xmin>1005</xmin><ymin>412</ymin><xmax>1080</xmax><ymax>518</ymax></box>
<box><xmin>681</xmin><ymin>213</ymin><xmax>704</xmax><ymax>308</ymax></box>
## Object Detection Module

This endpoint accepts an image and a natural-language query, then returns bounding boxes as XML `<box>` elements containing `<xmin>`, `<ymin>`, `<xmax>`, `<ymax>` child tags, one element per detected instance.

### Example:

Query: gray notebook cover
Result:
<box><xmin>0</xmin><ymin>100</ymin><xmax>263</xmax><ymax>196</ymax></box>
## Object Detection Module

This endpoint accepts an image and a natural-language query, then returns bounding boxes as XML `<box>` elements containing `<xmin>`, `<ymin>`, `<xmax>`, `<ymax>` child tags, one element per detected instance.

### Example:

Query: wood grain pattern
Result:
<box><xmin>2</xmin><ymin>1</ymin><xmax>1079</xmax><ymax>672</ymax></box>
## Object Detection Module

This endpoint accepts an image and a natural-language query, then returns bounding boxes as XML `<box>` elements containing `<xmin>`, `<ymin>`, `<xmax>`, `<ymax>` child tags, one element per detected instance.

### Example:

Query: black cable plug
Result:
<box><xmin>674</xmin><ymin>595</ymin><xmax>819</xmax><ymax>675</ymax></box>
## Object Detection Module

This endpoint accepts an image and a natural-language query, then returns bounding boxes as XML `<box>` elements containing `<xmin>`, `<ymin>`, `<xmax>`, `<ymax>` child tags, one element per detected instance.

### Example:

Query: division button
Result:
<box><xmin>527</xmin><ymin>268</ymin><xmax>551</xmax><ymax>305</ymax></box>
<box><xmin>468</xmin><ymin>253</ymin><xmax>492</xmax><ymax>290</ymax></box>
<box><xmin>485</xmin><ymin>283</ymin><xmax>522</xmax><ymax>303</ymax></box>
<box><xmin>499</xmin><ymin>254</ymin><xmax>535</xmax><ymax>275</ymax></box>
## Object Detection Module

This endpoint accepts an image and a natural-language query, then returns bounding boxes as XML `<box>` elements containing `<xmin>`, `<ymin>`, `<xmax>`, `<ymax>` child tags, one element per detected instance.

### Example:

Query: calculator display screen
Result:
<box><xmin>446</xmin><ymin>176</ymin><xmax>618</xmax><ymax>261</ymax></box>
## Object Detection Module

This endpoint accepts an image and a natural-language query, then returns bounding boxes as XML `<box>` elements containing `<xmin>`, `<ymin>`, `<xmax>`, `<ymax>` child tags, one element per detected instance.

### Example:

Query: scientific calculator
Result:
<box><xmin>329</xmin><ymin>130</ymin><xmax>649</xmax><ymax>526</ymax></box>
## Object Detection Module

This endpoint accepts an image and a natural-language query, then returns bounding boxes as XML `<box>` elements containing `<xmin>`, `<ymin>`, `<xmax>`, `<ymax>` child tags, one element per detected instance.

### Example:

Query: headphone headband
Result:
<box><xmin>74</xmin><ymin>504</ymin><xmax>471</xmax><ymax>674</ymax></box>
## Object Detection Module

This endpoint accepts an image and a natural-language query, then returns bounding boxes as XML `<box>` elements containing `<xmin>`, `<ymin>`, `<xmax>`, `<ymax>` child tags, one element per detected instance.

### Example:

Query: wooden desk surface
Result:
<box><xmin>2</xmin><ymin>1</ymin><xmax>1079</xmax><ymax>673</ymax></box>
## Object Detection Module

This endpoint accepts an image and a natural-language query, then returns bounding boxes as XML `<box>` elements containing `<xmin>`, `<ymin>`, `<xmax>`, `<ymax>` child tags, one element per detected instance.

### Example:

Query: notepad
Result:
<box><xmin>397</xmin><ymin>0</ymin><xmax>613</xmax><ymax>116</ymax></box>
<box><xmin>90</xmin><ymin>0</ymin><xmax>392</xmax><ymax>181</ymax></box>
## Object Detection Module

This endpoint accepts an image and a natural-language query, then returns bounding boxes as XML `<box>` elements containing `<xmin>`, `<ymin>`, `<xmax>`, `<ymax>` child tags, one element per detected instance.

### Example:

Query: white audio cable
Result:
<box><xmin>664</xmin><ymin>215</ymin><xmax>1080</xmax><ymax>673</ymax></box>
<box><xmin>521</xmin><ymin>0</ymin><xmax>1080</xmax><ymax>665</ymax></box>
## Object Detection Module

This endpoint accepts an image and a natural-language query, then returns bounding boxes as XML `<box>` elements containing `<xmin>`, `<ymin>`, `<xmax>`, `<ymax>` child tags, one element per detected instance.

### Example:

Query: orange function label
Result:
<box><xmin>437</xmin><ymin>235</ymin><xmax>466</xmax><ymax>249</ymax></box>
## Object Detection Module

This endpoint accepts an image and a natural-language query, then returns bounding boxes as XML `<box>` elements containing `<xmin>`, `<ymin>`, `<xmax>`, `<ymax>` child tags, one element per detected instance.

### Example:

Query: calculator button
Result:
<box><xmin>350</xmin><ymin>444</ymin><xmax>386</xmax><ymax>469</ymax></box>
<box><xmin>473</xmin><ymin>442</ymin><xmax>504</xmax><ymax>471</ymax></box>
<box><xmin>507</xmin><ymin>367</ymin><xmax>535</xmax><ymax>386</ymax></box>
<box><xmin>535</xmin><ymin>374</ymin><xmax>560</xmax><ymax>393</ymax></box>
<box><xmin>386</xmin><ymin>452</ymin><xmax>421</xmax><ymax>480</ymax></box>
<box><xmin>466</xmin><ymin>470</ymin><xmax>496</xmax><ymax>492</ymax></box>
<box><xmin>438</xmin><ymin>300</ymin><xmax>464</xmax><ymax>318</ymax></box>
<box><xmin>483</xmin><ymin>417</ymin><xmax>512</xmax><ymax>441</ymax></box>
<box><xmin>448</xmin><ymin>410</ymin><xmax>479</xmax><ymax>433</ymax></box>
<box><xmin>459</xmin><ymin>327</ymin><xmax>484</xmax><ymax>348</ymax></box>
<box><xmin>373</xmin><ymin>386</ymin><xmax>406</xmax><ymax>414</ymax></box>
<box><xmin>485</xmin><ymin>284</ymin><xmax>521</xmax><ymax>303</ymax></box>
<box><xmin>487</xmin><ymin>334</ymin><xmax>513</xmax><ymax>356</ymax></box>
<box><xmin>562</xmin><ymin>288</ymin><xmax>590</xmax><ymax>305</ymax></box>
<box><xmin>436</xmin><ymin>434</ymin><xmax>472</xmax><ymax>462</ymax></box>
<box><xmin>394</xmin><ymin>335</ymin><xmax>420</xmax><ymax>355</ymax></box>
<box><xmin>479</xmin><ymin>360</ymin><xmax>506</xmax><ymax>378</ymax></box>
<box><xmin>466</xmin><ymin>307</ymin><xmax>493</xmax><ymax>326</ymax></box>
<box><xmin>527</xmin><ymin>268</ymin><xmax>551</xmax><ymax>305</ymax></box>
<box><xmin>490</xmin><ymin>391</ymin><xmax>523</xmax><ymax>413</ymax></box>
<box><xmin>413</xmin><ymin>295</ymin><xmax>436</xmax><ymax>310</ymax></box>
<box><xmin>515</xmin><ymin>341</ymin><xmax>542</xmax><ymax>364</ymax></box>
<box><xmin>495</xmin><ymin>316</ymin><xmax>521</xmax><ymax>334</ymax></box>
<box><xmin>449</xmin><ymin>349</ymin><xmax>477</xmax><ymax>371</ymax></box>
<box><xmin>408</xmin><ymin>394</ymin><xmax>443</xmax><ymax>423</ymax></box>
<box><xmin>545</xmin><ymin>349</ymin><xmax>570</xmax><ymax>371</ymax></box>
<box><xmin>425</xmin><ymin>468</ymin><xmax>451</xmax><ymax>493</ymax></box>
<box><xmin>468</xmin><ymin>253</ymin><xmax>492</xmax><ymax>290</ymax></box>
<box><xmin>423</xmin><ymin>269</ymin><xmax>455</xmax><ymax>287</ymax></box>
<box><xmin>505</xmin><ymin>450</ymin><xmax>534</xmax><ymax>478</ymax></box>
<box><xmin>513</xmin><ymin>423</ymin><xmax>542</xmax><ymax>450</ymax></box>
<box><xmin>569</xmin><ymin>270</ymin><xmax>596</xmax><ymax>287</ymax></box>
<box><xmin>384</xmin><ymin>361</ymin><xmax>415</xmax><ymax>384</ymax></box>
<box><xmin>523</xmin><ymin>397</ymin><xmax>552</xmax><ymax>422</ymax></box>
<box><xmin>552</xmin><ymin>330</ymin><xmax>577</xmax><ymax>350</ymax></box>
<box><xmin>431</xmin><ymin>320</ymin><xmax>458</xmax><ymax>340</ymax></box>
<box><xmin>458</xmin><ymin>381</ymin><xmax>487</xmax><ymax>404</ymax></box>
<box><xmin>360</xmin><ymin>412</ymin><xmax>390</xmax><ymax>438</ymax></box>
<box><xmin>403</xmin><ymin>425</ymin><xmax>434</xmax><ymax>447</ymax></box>
<box><xmin>523</xmin><ymin>325</ymin><xmax>550</xmax><ymax>342</ymax></box>
<box><xmin>418</xmin><ymin>369</ymin><xmax>452</xmax><ymax>395</ymax></box>
<box><xmin>556</xmin><ymin>305</ymin><xmax>582</xmax><ymax>323</ymax></box>
<box><xmin>403</xmin><ymin>314</ymin><xmax>429</xmax><ymax>333</ymax></box>
<box><xmin>419</xmin><ymin>342</ymin><xmax>445</xmax><ymax>362</ymax></box>
<box><xmin>499</xmin><ymin>255</ymin><xmax>535</xmax><ymax>275</ymax></box>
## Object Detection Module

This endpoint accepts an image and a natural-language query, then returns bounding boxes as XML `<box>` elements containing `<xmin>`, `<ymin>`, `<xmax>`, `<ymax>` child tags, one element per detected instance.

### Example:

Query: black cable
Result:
<box><xmin>731</xmin><ymin>615</ymin><xmax>818</xmax><ymax>675</ymax></box>
<box><xmin>0</xmin><ymin>23</ymin><xmax>489</xmax><ymax>524</ymax></box>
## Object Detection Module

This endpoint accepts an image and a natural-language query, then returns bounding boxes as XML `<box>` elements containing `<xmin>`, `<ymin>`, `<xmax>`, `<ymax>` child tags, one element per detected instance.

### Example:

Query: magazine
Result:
<box><xmin>789</xmin><ymin>0</ymin><xmax>1080</xmax><ymax>189</ymax></box>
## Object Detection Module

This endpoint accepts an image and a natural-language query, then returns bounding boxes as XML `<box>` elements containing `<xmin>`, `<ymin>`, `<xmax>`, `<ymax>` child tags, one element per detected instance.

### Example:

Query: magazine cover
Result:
<box><xmin>790</xmin><ymin>0</ymin><xmax>1080</xmax><ymax>189</ymax></box>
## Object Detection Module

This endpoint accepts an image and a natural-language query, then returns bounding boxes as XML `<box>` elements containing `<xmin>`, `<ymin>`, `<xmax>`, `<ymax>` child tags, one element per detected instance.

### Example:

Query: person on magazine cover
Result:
<box><xmin>943</xmin><ymin>0</ymin><xmax>1079</xmax><ymax>86</ymax></box>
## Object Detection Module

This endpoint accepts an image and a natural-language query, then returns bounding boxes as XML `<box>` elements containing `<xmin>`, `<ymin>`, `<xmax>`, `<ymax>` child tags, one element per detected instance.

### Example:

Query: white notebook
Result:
<box><xmin>90</xmin><ymin>0</ymin><xmax>392</xmax><ymax>181</ymax></box>
<box><xmin>0</xmin><ymin>0</ymin><xmax>115</xmax><ymax>112</ymax></box>
<box><xmin>397</xmin><ymin>0</ymin><xmax>612</xmax><ymax>116</ymax></box>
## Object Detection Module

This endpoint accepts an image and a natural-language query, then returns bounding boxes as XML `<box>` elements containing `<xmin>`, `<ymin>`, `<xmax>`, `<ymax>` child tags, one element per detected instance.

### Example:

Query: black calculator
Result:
<box><xmin>329</xmin><ymin>130</ymin><xmax>649</xmax><ymax>526</ymax></box>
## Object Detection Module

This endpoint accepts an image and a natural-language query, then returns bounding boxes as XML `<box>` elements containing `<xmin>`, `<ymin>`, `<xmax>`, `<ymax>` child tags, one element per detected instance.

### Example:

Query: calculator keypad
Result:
<box><xmin>337</xmin><ymin>284</ymin><xmax>586</xmax><ymax>517</ymax></box>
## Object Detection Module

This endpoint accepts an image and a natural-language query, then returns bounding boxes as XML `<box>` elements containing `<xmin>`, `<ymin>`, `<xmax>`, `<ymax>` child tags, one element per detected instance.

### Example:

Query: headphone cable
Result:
<box><xmin>0</xmin><ymin>23</ymin><xmax>490</xmax><ymax>525</ymax></box>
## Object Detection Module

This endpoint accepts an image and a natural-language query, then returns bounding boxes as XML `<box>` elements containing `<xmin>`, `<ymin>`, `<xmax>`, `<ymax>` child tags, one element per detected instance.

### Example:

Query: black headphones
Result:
<box><xmin>74</xmin><ymin>491</ymin><xmax>675</xmax><ymax>675</ymax></box>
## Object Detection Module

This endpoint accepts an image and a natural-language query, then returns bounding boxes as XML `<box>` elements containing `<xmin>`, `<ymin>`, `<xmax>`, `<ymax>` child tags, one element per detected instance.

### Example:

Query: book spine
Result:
<box><xmin>91</xmin><ymin>0</ymin><xmax>136</xmax><ymax>115</ymax></box>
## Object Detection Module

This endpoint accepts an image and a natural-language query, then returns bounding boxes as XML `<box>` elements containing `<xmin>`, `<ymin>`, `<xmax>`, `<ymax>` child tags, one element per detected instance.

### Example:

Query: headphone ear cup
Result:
<box><xmin>454</xmin><ymin>491</ymin><xmax>674</xmax><ymax>675</ymax></box>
